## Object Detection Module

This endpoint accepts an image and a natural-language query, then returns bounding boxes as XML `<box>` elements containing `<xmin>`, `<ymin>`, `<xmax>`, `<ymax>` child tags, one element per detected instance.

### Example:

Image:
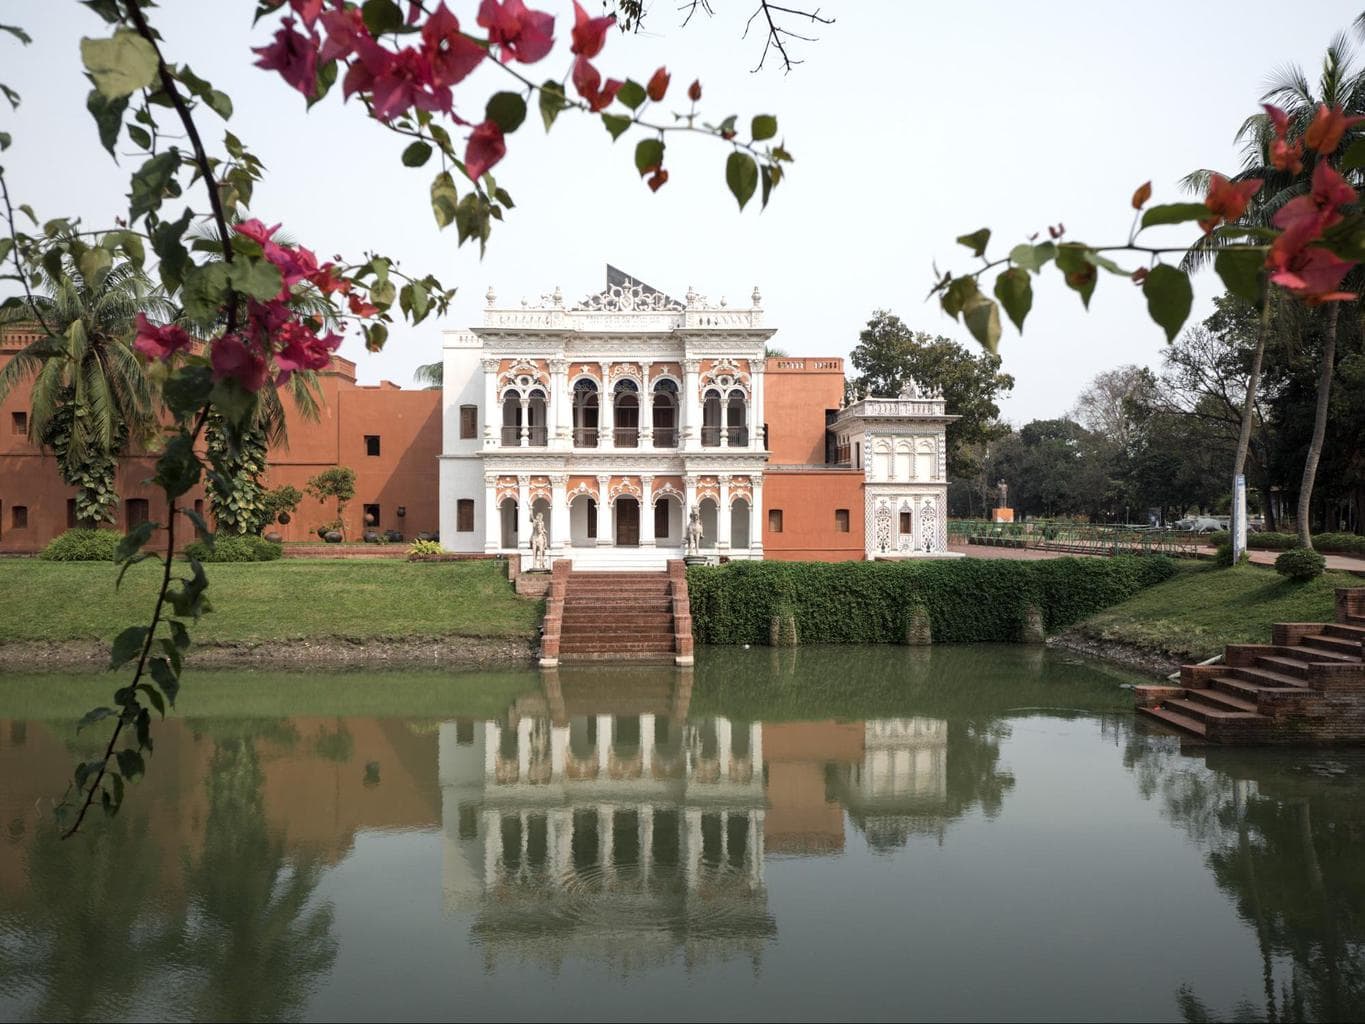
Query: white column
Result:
<box><xmin>750</xmin><ymin>475</ymin><xmax>764</xmax><ymax>556</ymax></box>
<box><xmin>550</xmin><ymin>359</ymin><xmax>568</xmax><ymax>448</ymax></box>
<box><xmin>596</xmin><ymin>714</ymin><xmax>613</xmax><ymax>773</ymax></box>
<box><xmin>641</xmin><ymin>475</ymin><xmax>655</xmax><ymax>547</ymax></box>
<box><xmin>597</xmin><ymin>474</ymin><xmax>614</xmax><ymax>547</ymax></box>
<box><xmin>483</xmin><ymin>473</ymin><xmax>499</xmax><ymax>553</ymax></box>
<box><xmin>685</xmin><ymin>807</ymin><xmax>702</xmax><ymax>889</ymax></box>
<box><xmin>750</xmin><ymin>721</ymin><xmax>763</xmax><ymax>774</ymax></box>
<box><xmin>483</xmin><ymin>721</ymin><xmax>499</xmax><ymax>778</ymax></box>
<box><xmin>720</xmin><ymin>391</ymin><xmax>730</xmax><ymax>449</ymax></box>
<box><xmin>553</xmin><ymin>807</ymin><xmax>573</xmax><ymax>879</ymax></box>
<box><xmin>599</xmin><ymin>805</ymin><xmax>615</xmax><ymax>882</ymax></box>
<box><xmin>550</xmin><ymin>724</ymin><xmax>568</xmax><ymax>780</ymax></box>
<box><xmin>550</xmin><ymin>473</ymin><xmax>569</xmax><ymax>555</ymax></box>
<box><xmin>750</xmin><ymin>809</ymin><xmax>765</xmax><ymax>886</ymax></box>
<box><xmin>716</xmin><ymin>717</ymin><xmax>733</xmax><ymax>779</ymax></box>
<box><xmin>516</xmin><ymin>717</ymin><xmax>531</xmax><ymax>780</ymax></box>
<box><xmin>518</xmin><ymin>397</ymin><xmax>530</xmax><ymax>447</ymax></box>
<box><xmin>684</xmin><ymin>475</ymin><xmax>698</xmax><ymax>523</ymax></box>
<box><xmin>718</xmin><ymin>475</ymin><xmax>732</xmax><ymax>551</ymax></box>
<box><xmin>751</xmin><ymin>363</ymin><xmax>765</xmax><ymax>450</ymax></box>
<box><xmin>641</xmin><ymin>806</ymin><xmax>654</xmax><ymax>886</ymax></box>
<box><xmin>641</xmin><ymin>361</ymin><xmax>654</xmax><ymax>447</ymax></box>
<box><xmin>683</xmin><ymin>359</ymin><xmax>700</xmax><ymax>449</ymax></box>
<box><xmin>481</xmin><ymin>358</ymin><xmax>499</xmax><ymax>447</ymax></box>
<box><xmin>516</xmin><ymin>475</ymin><xmax>531</xmax><ymax>557</ymax></box>
<box><xmin>598</xmin><ymin>361</ymin><xmax>614</xmax><ymax>450</ymax></box>
<box><xmin>640</xmin><ymin>713</ymin><xmax>656</xmax><ymax>775</ymax></box>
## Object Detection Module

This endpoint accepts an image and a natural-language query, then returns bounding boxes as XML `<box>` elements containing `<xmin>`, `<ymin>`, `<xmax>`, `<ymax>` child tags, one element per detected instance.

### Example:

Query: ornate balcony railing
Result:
<box><xmin>652</xmin><ymin>427</ymin><xmax>678</xmax><ymax>448</ymax></box>
<box><xmin>573</xmin><ymin>427</ymin><xmax>598</xmax><ymax>448</ymax></box>
<box><xmin>614</xmin><ymin>426</ymin><xmax>639</xmax><ymax>448</ymax></box>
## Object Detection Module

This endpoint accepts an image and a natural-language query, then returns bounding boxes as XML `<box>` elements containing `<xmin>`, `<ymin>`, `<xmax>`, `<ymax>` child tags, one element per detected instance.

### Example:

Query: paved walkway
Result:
<box><xmin>948</xmin><ymin>541</ymin><xmax>1365</xmax><ymax>575</ymax></box>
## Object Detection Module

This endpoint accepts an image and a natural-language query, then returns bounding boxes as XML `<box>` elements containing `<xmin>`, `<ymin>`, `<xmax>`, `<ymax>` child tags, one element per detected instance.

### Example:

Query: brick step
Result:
<box><xmin>1255</xmin><ymin>655</ymin><xmax>1323</xmax><ymax>679</ymax></box>
<box><xmin>1212</xmin><ymin>677</ymin><xmax>1317</xmax><ymax>703</ymax></box>
<box><xmin>1298</xmin><ymin>633</ymin><xmax>1364</xmax><ymax>657</ymax></box>
<box><xmin>1323</xmin><ymin>622</ymin><xmax>1365</xmax><ymax>641</ymax></box>
<box><xmin>1279</xmin><ymin>644</ymin><xmax>1360</xmax><ymax>663</ymax></box>
<box><xmin>560</xmin><ymin>630</ymin><xmax>675</xmax><ymax>642</ymax></box>
<box><xmin>1139</xmin><ymin>705</ymin><xmax>1208</xmax><ymax>738</ymax></box>
<box><xmin>562</xmin><ymin>602</ymin><xmax>674</xmax><ymax>615</ymax></box>
<box><xmin>1163</xmin><ymin>698</ymin><xmax>1268</xmax><ymax>726</ymax></box>
<box><xmin>1229</xmin><ymin>665</ymin><xmax>1314</xmax><ymax>689</ymax></box>
<box><xmin>558</xmin><ymin>640</ymin><xmax>678</xmax><ymax>653</ymax></box>
<box><xmin>559</xmin><ymin>652</ymin><xmax>677</xmax><ymax>662</ymax></box>
<box><xmin>1185</xmin><ymin>688</ymin><xmax>1259</xmax><ymax>714</ymax></box>
<box><xmin>569</xmin><ymin>572</ymin><xmax>669</xmax><ymax>580</ymax></box>
<box><xmin>560</xmin><ymin>613</ymin><xmax>675</xmax><ymax>627</ymax></box>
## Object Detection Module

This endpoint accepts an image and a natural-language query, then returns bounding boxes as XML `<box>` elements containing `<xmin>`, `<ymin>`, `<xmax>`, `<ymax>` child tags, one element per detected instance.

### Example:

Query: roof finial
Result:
<box><xmin>485</xmin><ymin>285</ymin><xmax>496</xmax><ymax>307</ymax></box>
<box><xmin>751</xmin><ymin>285</ymin><xmax>762</xmax><ymax>308</ymax></box>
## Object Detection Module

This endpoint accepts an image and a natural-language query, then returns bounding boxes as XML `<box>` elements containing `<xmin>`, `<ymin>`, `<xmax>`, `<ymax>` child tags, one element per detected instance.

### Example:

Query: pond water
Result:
<box><xmin>1</xmin><ymin>646</ymin><xmax>1362</xmax><ymax>1022</ymax></box>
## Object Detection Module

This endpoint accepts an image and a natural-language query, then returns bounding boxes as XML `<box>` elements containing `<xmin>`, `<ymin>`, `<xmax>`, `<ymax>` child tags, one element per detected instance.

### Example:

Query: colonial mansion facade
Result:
<box><xmin>438</xmin><ymin>269</ymin><xmax>957</xmax><ymax>569</ymax></box>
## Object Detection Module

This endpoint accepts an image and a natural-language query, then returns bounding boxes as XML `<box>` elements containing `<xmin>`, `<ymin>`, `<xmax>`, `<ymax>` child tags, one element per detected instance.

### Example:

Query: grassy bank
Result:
<box><xmin>0</xmin><ymin>558</ymin><xmax>542</xmax><ymax>645</ymax></box>
<box><xmin>1067</xmin><ymin>561</ymin><xmax>1358</xmax><ymax>662</ymax></box>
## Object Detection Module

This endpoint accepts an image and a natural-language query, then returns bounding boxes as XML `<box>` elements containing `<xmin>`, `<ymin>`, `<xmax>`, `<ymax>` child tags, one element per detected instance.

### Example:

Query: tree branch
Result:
<box><xmin>0</xmin><ymin>166</ymin><xmax>54</xmax><ymax>336</ymax></box>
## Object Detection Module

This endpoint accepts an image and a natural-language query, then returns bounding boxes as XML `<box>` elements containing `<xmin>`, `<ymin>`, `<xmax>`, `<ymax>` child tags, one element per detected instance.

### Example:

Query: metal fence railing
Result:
<box><xmin>946</xmin><ymin>519</ymin><xmax>1209</xmax><ymax>557</ymax></box>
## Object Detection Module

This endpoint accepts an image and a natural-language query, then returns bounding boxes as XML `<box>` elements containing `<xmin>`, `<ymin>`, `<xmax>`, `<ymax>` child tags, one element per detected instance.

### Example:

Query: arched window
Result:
<box><xmin>501</xmin><ymin>390</ymin><xmax>521</xmax><ymax>446</ymax></box>
<box><xmin>726</xmin><ymin>392</ymin><xmax>748</xmax><ymax>446</ymax></box>
<box><xmin>572</xmin><ymin>378</ymin><xmax>598</xmax><ymax>448</ymax></box>
<box><xmin>652</xmin><ymin>378</ymin><xmax>678</xmax><ymax>448</ymax></box>
<box><xmin>613</xmin><ymin>378</ymin><xmax>639</xmax><ymax>448</ymax></box>
<box><xmin>701</xmin><ymin>389</ymin><xmax>723</xmax><ymax>447</ymax></box>
<box><xmin>526</xmin><ymin>388</ymin><xmax>547</xmax><ymax>446</ymax></box>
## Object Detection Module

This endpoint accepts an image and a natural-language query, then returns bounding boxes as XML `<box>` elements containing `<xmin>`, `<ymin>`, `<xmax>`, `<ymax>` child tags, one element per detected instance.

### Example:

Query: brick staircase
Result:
<box><xmin>537</xmin><ymin>559</ymin><xmax>695</xmax><ymax>667</ymax></box>
<box><xmin>1136</xmin><ymin>588</ymin><xmax>1365</xmax><ymax>744</ymax></box>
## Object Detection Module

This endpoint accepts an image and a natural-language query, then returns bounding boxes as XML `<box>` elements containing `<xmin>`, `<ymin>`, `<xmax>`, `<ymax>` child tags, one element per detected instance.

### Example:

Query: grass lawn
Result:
<box><xmin>1070</xmin><ymin>560</ymin><xmax>1358</xmax><ymax>662</ymax></box>
<box><xmin>0</xmin><ymin>558</ymin><xmax>542</xmax><ymax>644</ymax></box>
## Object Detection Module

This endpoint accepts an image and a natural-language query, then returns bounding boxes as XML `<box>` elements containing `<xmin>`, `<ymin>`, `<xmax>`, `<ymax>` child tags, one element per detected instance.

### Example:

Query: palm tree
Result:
<box><xmin>0</xmin><ymin>254</ymin><xmax>171</xmax><ymax>526</ymax></box>
<box><xmin>412</xmin><ymin>359</ymin><xmax>442</xmax><ymax>389</ymax></box>
<box><xmin>1185</xmin><ymin>32</ymin><xmax>1365</xmax><ymax>548</ymax></box>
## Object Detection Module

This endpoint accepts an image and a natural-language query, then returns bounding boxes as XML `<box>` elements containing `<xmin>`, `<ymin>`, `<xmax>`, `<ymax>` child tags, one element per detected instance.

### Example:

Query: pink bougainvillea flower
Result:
<box><xmin>309</xmin><ymin>263</ymin><xmax>351</xmax><ymax>295</ymax></box>
<box><xmin>1269</xmin><ymin>246</ymin><xmax>1358</xmax><ymax>305</ymax></box>
<box><xmin>421</xmin><ymin>2</ymin><xmax>486</xmax><ymax>87</ymax></box>
<box><xmin>347</xmin><ymin>293</ymin><xmax>381</xmax><ymax>318</ymax></box>
<box><xmin>341</xmin><ymin>35</ymin><xmax>450</xmax><ymax>120</ymax></box>
<box><xmin>646</xmin><ymin>65</ymin><xmax>670</xmax><ymax>102</ymax></box>
<box><xmin>477</xmin><ymin>0</ymin><xmax>555</xmax><ymax>65</ymax></box>
<box><xmin>570</xmin><ymin>1</ymin><xmax>614</xmax><ymax>58</ymax></box>
<box><xmin>571</xmin><ymin>57</ymin><xmax>622</xmax><ymax>112</ymax></box>
<box><xmin>252</xmin><ymin>17</ymin><xmax>319</xmax><ymax>97</ymax></box>
<box><xmin>289</xmin><ymin>0</ymin><xmax>325</xmax><ymax>27</ymax></box>
<box><xmin>275</xmin><ymin>321</ymin><xmax>341</xmax><ymax>383</ymax></box>
<box><xmin>132</xmin><ymin>313</ymin><xmax>192</xmax><ymax>361</ymax></box>
<box><xmin>264</xmin><ymin>242</ymin><xmax>320</xmax><ymax>289</ymax></box>
<box><xmin>318</xmin><ymin>5</ymin><xmax>369</xmax><ymax>63</ymax></box>
<box><xmin>1262</xmin><ymin>103</ymin><xmax>1304</xmax><ymax>175</ymax></box>
<box><xmin>233</xmin><ymin>218</ymin><xmax>282</xmax><ymax>246</ymax></box>
<box><xmin>210</xmin><ymin>334</ymin><xmax>269</xmax><ymax>393</ymax></box>
<box><xmin>1304</xmin><ymin>102</ymin><xmax>1365</xmax><ymax>156</ymax></box>
<box><xmin>1268</xmin><ymin>160</ymin><xmax>1358</xmax><ymax>272</ymax></box>
<box><xmin>1199</xmin><ymin>174</ymin><xmax>1262</xmax><ymax>235</ymax></box>
<box><xmin>464</xmin><ymin>119</ymin><xmax>507</xmax><ymax>180</ymax></box>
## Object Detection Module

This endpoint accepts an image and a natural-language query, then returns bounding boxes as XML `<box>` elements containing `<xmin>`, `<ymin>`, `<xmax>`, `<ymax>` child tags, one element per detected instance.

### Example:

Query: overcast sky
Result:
<box><xmin>0</xmin><ymin>1</ymin><xmax>1356</xmax><ymax>423</ymax></box>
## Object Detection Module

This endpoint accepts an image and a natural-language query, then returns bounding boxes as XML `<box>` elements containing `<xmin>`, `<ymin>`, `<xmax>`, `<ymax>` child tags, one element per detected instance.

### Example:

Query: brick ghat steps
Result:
<box><xmin>538</xmin><ymin>560</ymin><xmax>695</xmax><ymax>667</ymax></box>
<box><xmin>1136</xmin><ymin>587</ymin><xmax>1365</xmax><ymax>745</ymax></box>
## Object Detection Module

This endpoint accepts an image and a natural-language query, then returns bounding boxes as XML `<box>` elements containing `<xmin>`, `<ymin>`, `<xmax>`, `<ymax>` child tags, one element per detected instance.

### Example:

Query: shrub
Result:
<box><xmin>40</xmin><ymin>528</ymin><xmax>121</xmax><ymax>561</ymax></box>
<box><xmin>184</xmin><ymin>534</ymin><xmax>283</xmax><ymax>563</ymax></box>
<box><xmin>408</xmin><ymin>539</ymin><xmax>443</xmax><ymax>558</ymax></box>
<box><xmin>1313</xmin><ymin>532</ymin><xmax>1365</xmax><ymax>556</ymax></box>
<box><xmin>1274</xmin><ymin>548</ymin><xmax>1326</xmax><ymax>581</ymax></box>
<box><xmin>1213</xmin><ymin>541</ymin><xmax>1234</xmax><ymax>567</ymax></box>
<box><xmin>1207</xmin><ymin>530</ymin><xmax>1364</xmax><ymax>556</ymax></box>
<box><xmin>685</xmin><ymin>555</ymin><xmax>1178</xmax><ymax>646</ymax></box>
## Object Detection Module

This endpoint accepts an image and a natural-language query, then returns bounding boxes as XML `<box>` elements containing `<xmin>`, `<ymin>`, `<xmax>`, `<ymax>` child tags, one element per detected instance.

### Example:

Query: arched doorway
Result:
<box><xmin>501</xmin><ymin>392</ymin><xmax>521</xmax><ymax>445</ymax></box>
<box><xmin>701</xmin><ymin>389</ymin><xmax>722</xmax><ymax>446</ymax></box>
<box><xmin>499</xmin><ymin>497</ymin><xmax>518</xmax><ymax>549</ymax></box>
<box><xmin>526</xmin><ymin>388</ymin><xmax>548</xmax><ymax>446</ymax></box>
<box><xmin>699</xmin><ymin>498</ymin><xmax>718</xmax><ymax>549</ymax></box>
<box><xmin>731</xmin><ymin>497</ymin><xmax>751</xmax><ymax>549</ymax></box>
<box><xmin>615</xmin><ymin>496</ymin><xmax>640</xmax><ymax>546</ymax></box>
<box><xmin>652</xmin><ymin>379</ymin><xmax>678</xmax><ymax>447</ymax></box>
<box><xmin>653</xmin><ymin>494</ymin><xmax>682</xmax><ymax>546</ymax></box>
<box><xmin>726</xmin><ymin>392</ymin><xmax>748</xmax><ymax>446</ymax></box>
<box><xmin>569</xmin><ymin>493</ymin><xmax>597</xmax><ymax>546</ymax></box>
<box><xmin>613</xmin><ymin>379</ymin><xmax>639</xmax><ymax>448</ymax></box>
<box><xmin>572</xmin><ymin>378</ymin><xmax>599</xmax><ymax>447</ymax></box>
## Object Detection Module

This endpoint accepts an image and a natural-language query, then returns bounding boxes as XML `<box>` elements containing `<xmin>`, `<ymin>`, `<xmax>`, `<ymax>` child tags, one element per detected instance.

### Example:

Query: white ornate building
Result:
<box><xmin>439</xmin><ymin>269</ymin><xmax>957</xmax><ymax>566</ymax></box>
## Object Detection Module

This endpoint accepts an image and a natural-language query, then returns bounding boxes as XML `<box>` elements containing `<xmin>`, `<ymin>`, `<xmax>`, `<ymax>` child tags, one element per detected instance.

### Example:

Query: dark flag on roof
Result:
<box><xmin>606</xmin><ymin>264</ymin><xmax>676</xmax><ymax>305</ymax></box>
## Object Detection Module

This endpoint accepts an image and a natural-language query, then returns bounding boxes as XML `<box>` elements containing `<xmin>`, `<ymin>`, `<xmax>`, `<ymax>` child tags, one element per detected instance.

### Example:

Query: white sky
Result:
<box><xmin>0</xmin><ymin>1</ymin><xmax>1355</xmax><ymax>423</ymax></box>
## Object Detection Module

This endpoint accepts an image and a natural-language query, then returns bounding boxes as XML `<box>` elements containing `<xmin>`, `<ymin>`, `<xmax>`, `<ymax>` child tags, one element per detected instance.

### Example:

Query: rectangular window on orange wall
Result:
<box><xmin>66</xmin><ymin>498</ymin><xmax>77</xmax><ymax>529</ymax></box>
<box><xmin>126</xmin><ymin>498</ymin><xmax>149</xmax><ymax>528</ymax></box>
<box><xmin>11</xmin><ymin>411</ymin><xmax>26</xmax><ymax>435</ymax></box>
<box><xmin>460</xmin><ymin>405</ymin><xmax>478</xmax><ymax>439</ymax></box>
<box><xmin>835</xmin><ymin>509</ymin><xmax>850</xmax><ymax>532</ymax></box>
<box><xmin>457</xmin><ymin>499</ymin><xmax>474</xmax><ymax>532</ymax></box>
<box><xmin>12</xmin><ymin>505</ymin><xmax>27</xmax><ymax>529</ymax></box>
<box><xmin>768</xmin><ymin>509</ymin><xmax>783</xmax><ymax>533</ymax></box>
<box><xmin>365</xmin><ymin>435</ymin><xmax>381</xmax><ymax>457</ymax></box>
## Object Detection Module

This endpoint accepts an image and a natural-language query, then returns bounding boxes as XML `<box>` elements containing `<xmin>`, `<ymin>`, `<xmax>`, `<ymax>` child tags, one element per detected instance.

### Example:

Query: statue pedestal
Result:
<box><xmin>683</xmin><ymin>555</ymin><xmax>707</xmax><ymax>566</ymax></box>
<box><xmin>991</xmin><ymin>508</ymin><xmax>1014</xmax><ymax>523</ymax></box>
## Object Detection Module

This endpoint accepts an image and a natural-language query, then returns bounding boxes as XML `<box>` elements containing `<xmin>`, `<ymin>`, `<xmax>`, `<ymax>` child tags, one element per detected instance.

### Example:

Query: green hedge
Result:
<box><xmin>686</xmin><ymin>555</ymin><xmax>1178</xmax><ymax>646</ymax></box>
<box><xmin>1275</xmin><ymin>548</ymin><xmax>1326</xmax><ymax>581</ymax></box>
<box><xmin>40</xmin><ymin>528</ymin><xmax>122</xmax><ymax>561</ymax></box>
<box><xmin>1207</xmin><ymin>530</ymin><xmax>1365</xmax><ymax>555</ymax></box>
<box><xmin>184</xmin><ymin>535</ymin><xmax>283</xmax><ymax>563</ymax></box>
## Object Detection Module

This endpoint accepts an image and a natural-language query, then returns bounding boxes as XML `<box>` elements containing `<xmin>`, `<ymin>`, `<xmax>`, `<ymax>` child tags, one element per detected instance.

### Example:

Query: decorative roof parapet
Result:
<box><xmin>479</xmin><ymin>280</ymin><xmax>766</xmax><ymax>331</ymax></box>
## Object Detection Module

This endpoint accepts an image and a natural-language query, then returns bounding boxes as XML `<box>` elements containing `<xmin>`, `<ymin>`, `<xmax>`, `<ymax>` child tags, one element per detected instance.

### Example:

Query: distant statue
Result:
<box><xmin>530</xmin><ymin>512</ymin><xmax>548</xmax><ymax>569</ymax></box>
<box><xmin>686</xmin><ymin>505</ymin><xmax>704</xmax><ymax>556</ymax></box>
<box><xmin>996</xmin><ymin>479</ymin><xmax>1009</xmax><ymax>508</ymax></box>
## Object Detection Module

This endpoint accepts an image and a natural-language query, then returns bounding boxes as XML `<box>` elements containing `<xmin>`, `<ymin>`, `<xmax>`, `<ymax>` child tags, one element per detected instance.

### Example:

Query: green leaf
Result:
<box><xmin>485</xmin><ymin>92</ymin><xmax>527</xmax><ymax>134</ymax></box>
<box><xmin>110</xmin><ymin>626</ymin><xmax>149</xmax><ymax>670</ymax></box>
<box><xmin>1140</xmin><ymin>202</ymin><xmax>1210</xmax><ymax>230</ymax></box>
<box><xmin>167</xmin><ymin>619</ymin><xmax>191</xmax><ymax>651</ymax></box>
<box><xmin>1142</xmin><ymin>263</ymin><xmax>1193</xmax><ymax>342</ymax></box>
<box><xmin>209</xmin><ymin>378</ymin><xmax>255</xmax><ymax>425</ymax></box>
<box><xmin>539</xmin><ymin>80</ymin><xmax>567</xmax><ymax>131</ymax></box>
<box><xmin>1009</xmin><ymin>241</ymin><xmax>1056</xmax><ymax>273</ymax></box>
<box><xmin>77</xmin><ymin>245</ymin><xmax>113</xmax><ymax>286</ymax></box>
<box><xmin>116</xmin><ymin>551</ymin><xmax>154</xmax><ymax>590</ymax></box>
<box><xmin>179</xmin><ymin>262</ymin><xmax>230</xmax><ymax>321</ymax></box>
<box><xmin>0</xmin><ymin>131</ymin><xmax>9</xmax><ymax>151</ymax></box>
<box><xmin>601</xmin><ymin>113</ymin><xmax>631</xmax><ymax>141</ymax></box>
<box><xmin>1340</xmin><ymin>137</ymin><xmax>1365</xmax><ymax>173</ymax></box>
<box><xmin>993</xmin><ymin>267</ymin><xmax>1033</xmax><ymax>333</ymax></box>
<box><xmin>430</xmin><ymin>170</ymin><xmax>458</xmax><ymax>229</ymax></box>
<box><xmin>175</xmin><ymin>65</ymin><xmax>232</xmax><ymax>120</ymax></box>
<box><xmin>149</xmin><ymin>657</ymin><xmax>180</xmax><ymax>706</ymax></box>
<box><xmin>85</xmin><ymin>88</ymin><xmax>128</xmax><ymax>156</ymax></box>
<box><xmin>956</xmin><ymin>228</ymin><xmax>991</xmax><ymax>257</ymax></box>
<box><xmin>751</xmin><ymin>114</ymin><xmax>777</xmax><ymax>142</ymax></box>
<box><xmin>162</xmin><ymin>363</ymin><xmax>214</xmax><ymax>419</ymax></box>
<box><xmin>1214</xmin><ymin>247</ymin><xmax>1266</xmax><ymax>306</ymax></box>
<box><xmin>137</xmin><ymin>681</ymin><xmax>166</xmax><ymax>718</ymax></box>
<box><xmin>361</xmin><ymin>0</ymin><xmax>405</xmax><ymax>35</ymax></box>
<box><xmin>402</xmin><ymin>140</ymin><xmax>432</xmax><ymax>167</ymax></box>
<box><xmin>115</xmin><ymin>520</ymin><xmax>156</xmax><ymax>564</ymax></box>
<box><xmin>725</xmin><ymin>152</ymin><xmax>758</xmax><ymax>211</ymax></box>
<box><xmin>77</xmin><ymin>706</ymin><xmax>116</xmax><ymax>733</ymax></box>
<box><xmin>962</xmin><ymin>294</ymin><xmax>1002</xmax><ymax>354</ymax></box>
<box><xmin>154</xmin><ymin>434</ymin><xmax>201</xmax><ymax>498</ymax></box>
<box><xmin>1055</xmin><ymin>244</ymin><xmax>1097</xmax><ymax>308</ymax></box>
<box><xmin>151</xmin><ymin>208</ymin><xmax>193</xmax><ymax>292</ymax></box>
<box><xmin>81</xmin><ymin>30</ymin><xmax>159</xmax><ymax>99</ymax></box>
<box><xmin>183</xmin><ymin>507</ymin><xmax>214</xmax><ymax>545</ymax></box>
<box><xmin>1</xmin><ymin>23</ymin><xmax>34</xmax><ymax>44</ymax></box>
<box><xmin>941</xmin><ymin>275</ymin><xmax>979</xmax><ymax>320</ymax></box>
<box><xmin>616</xmin><ymin>80</ymin><xmax>647</xmax><ymax>110</ymax></box>
<box><xmin>126</xmin><ymin>124</ymin><xmax>151</xmax><ymax>149</ymax></box>
<box><xmin>228</xmin><ymin>257</ymin><xmax>284</xmax><ymax>301</ymax></box>
<box><xmin>634</xmin><ymin>137</ymin><xmax>664</xmax><ymax>175</ymax></box>
<box><xmin>115</xmin><ymin>747</ymin><xmax>145</xmax><ymax>781</ymax></box>
<box><xmin>128</xmin><ymin>148</ymin><xmax>180</xmax><ymax>222</ymax></box>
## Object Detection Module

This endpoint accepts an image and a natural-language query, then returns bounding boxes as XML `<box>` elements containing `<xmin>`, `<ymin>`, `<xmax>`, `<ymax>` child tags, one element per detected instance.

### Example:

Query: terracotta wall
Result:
<box><xmin>0</xmin><ymin>340</ymin><xmax>440</xmax><ymax>552</ymax></box>
<box><xmin>763</xmin><ymin>357</ymin><xmax>845</xmax><ymax>466</ymax></box>
<box><xmin>762</xmin><ymin>469</ymin><xmax>865</xmax><ymax>561</ymax></box>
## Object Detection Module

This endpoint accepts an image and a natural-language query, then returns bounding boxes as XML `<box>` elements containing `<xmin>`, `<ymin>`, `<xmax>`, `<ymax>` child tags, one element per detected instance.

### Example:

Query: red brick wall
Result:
<box><xmin>763</xmin><ymin>470</ymin><xmax>865</xmax><ymax>561</ymax></box>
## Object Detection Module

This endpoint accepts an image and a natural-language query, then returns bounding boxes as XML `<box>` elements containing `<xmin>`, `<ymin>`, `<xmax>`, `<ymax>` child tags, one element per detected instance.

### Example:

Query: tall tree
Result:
<box><xmin>848</xmin><ymin>311</ymin><xmax>1014</xmax><ymax>480</ymax></box>
<box><xmin>0</xmin><ymin>255</ymin><xmax>169</xmax><ymax>525</ymax></box>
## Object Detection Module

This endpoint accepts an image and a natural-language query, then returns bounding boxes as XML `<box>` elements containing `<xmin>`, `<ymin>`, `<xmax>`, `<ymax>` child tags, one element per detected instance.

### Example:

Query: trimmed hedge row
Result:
<box><xmin>686</xmin><ymin>555</ymin><xmax>1178</xmax><ymax>646</ymax></box>
<box><xmin>184</xmin><ymin>535</ymin><xmax>283</xmax><ymax>562</ymax></box>
<box><xmin>1207</xmin><ymin>530</ymin><xmax>1365</xmax><ymax>555</ymax></box>
<box><xmin>40</xmin><ymin>528</ymin><xmax>121</xmax><ymax>561</ymax></box>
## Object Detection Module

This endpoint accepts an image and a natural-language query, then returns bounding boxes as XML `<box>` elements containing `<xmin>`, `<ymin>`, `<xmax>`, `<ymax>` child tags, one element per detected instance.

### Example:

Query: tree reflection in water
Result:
<box><xmin>1125</xmin><ymin>735</ymin><xmax>1365</xmax><ymax>1023</ymax></box>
